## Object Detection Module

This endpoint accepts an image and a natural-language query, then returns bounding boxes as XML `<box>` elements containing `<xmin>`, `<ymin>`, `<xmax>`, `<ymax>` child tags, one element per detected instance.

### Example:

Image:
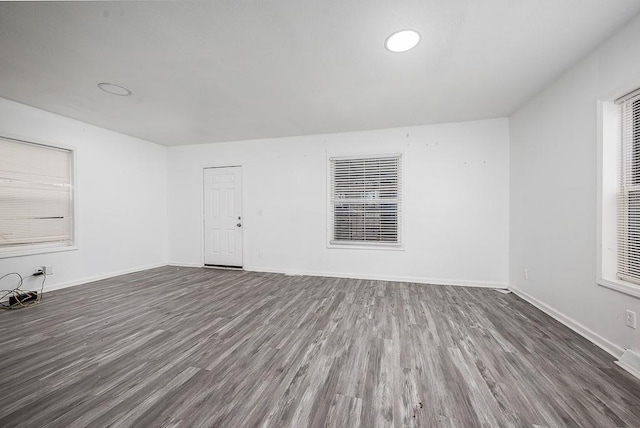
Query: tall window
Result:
<box><xmin>329</xmin><ymin>155</ymin><xmax>401</xmax><ymax>246</ymax></box>
<box><xmin>617</xmin><ymin>91</ymin><xmax>640</xmax><ymax>283</ymax></box>
<box><xmin>0</xmin><ymin>137</ymin><xmax>74</xmax><ymax>255</ymax></box>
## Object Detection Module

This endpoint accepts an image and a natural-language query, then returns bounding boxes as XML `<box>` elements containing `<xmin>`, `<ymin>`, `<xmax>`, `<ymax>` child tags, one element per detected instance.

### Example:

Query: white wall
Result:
<box><xmin>509</xmin><ymin>14</ymin><xmax>640</xmax><ymax>356</ymax></box>
<box><xmin>0</xmin><ymin>97</ymin><xmax>168</xmax><ymax>294</ymax></box>
<box><xmin>168</xmin><ymin>118</ymin><xmax>509</xmax><ymax>287</ymax></box>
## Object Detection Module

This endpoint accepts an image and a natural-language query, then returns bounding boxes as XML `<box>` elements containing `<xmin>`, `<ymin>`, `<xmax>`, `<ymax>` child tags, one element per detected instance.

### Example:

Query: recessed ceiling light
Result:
<box><xmin>98</xmin><ymin>82</ymin><xmax>132</xmax><ymax>96</ymax></box>
<box><xmin>385</xmin><ymin>30</ymin><xmax>420</xmax><ymax>53</ymax></box>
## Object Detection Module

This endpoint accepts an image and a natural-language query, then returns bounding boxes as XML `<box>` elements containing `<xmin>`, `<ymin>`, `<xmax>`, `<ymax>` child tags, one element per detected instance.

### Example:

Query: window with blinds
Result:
<box><xmin>617</xmin><ymin>90</ymin><xmax>640</xmax><ymax>284</ymax></box>
<box><xmin>329</xmin><ymin>155</ymin><xmax>401</xmax><ymax>246</ymax></box>
<box><xmin>0</xmin><ymin>137</ymin><xmax>74</xmax><ymax>254</ymax></box>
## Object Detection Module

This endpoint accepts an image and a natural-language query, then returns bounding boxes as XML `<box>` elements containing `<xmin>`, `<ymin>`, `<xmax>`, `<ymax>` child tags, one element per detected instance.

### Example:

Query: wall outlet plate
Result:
<box><xmin>626</xmin><ymin>310</ymin><xmax>637</xmax><ymax>329</ymax></box>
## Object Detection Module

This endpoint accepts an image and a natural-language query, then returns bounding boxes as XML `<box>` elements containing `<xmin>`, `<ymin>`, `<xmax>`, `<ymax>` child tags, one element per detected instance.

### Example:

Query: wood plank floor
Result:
<box><xmin>1</xmin><ymin>266</ymin><xmax>639</xmax><ymax>427</ymax></box>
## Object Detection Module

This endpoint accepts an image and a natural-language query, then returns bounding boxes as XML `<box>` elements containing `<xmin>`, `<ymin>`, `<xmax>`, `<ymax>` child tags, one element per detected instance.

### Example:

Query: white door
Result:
<box><xmin>203</xmin><ymin>166</ymin><xmax>243</xmax><ymax>267</ymax></box>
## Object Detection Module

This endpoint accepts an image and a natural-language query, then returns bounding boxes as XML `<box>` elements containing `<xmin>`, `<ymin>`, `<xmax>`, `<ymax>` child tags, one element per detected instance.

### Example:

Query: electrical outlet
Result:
<box><xmin>523</xmin><ymin>269</ymin><xmax>529</xmax><ymax>280</ymax></box>
<box><xmin>35</xmin><ymin>266</ymin><xmax>53</xmax><ymax>275</ymax></box>
<box><xmin>626</xmin><ymin>310</ymin><xmax>637</xmax><ymax>329</ymax></box>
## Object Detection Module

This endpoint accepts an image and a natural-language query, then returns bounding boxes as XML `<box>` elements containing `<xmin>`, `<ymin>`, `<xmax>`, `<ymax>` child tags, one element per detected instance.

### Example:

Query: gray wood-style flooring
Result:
<box><xmin>1</xmin><ymin>266</ymin><xmax>639</xmax><ymax>427</ymax></box>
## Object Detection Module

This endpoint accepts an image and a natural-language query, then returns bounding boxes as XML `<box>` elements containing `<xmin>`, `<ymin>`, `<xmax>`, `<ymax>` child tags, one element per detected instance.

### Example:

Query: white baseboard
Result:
<box><xmin>40</xmin><ymin>262</ymin><xmax>168</xmax><ymax>294</ymax></box>
<box><xmin>508</xmin><ymin>284</ymin><xmax>624</xmax><ymax>359</ymax></box>
<box><xmin>168</xmin><ymin>262</ymin><xmax>202</xmax><ymax>268</ymax></box>
<box><xmin>244</xmin><ymin>265</ymin><xmax>508</xmax><ymax>289</ymax></box>
<box><xmin>166</xmin><ymin>262</ymin><xmax>508</xmax><ymax>289</ymax></box>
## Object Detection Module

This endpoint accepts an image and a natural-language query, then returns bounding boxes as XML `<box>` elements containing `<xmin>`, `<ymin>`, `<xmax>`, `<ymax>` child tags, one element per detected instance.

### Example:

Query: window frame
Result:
<box><xmin>0</xmin><ymin>135</ymin><xmax>78</xmax><ymax>259</ymax></box>
<box><xmin>617</xmin><ymin>95</ymin><xmax>640</xmax><ymax>285</ymax></box>
<box><xmin>597</xmin><ymin>84</ymin><xmax>640</xmax><ymax>298</ymax></box>
<box><xmin>326</xmin><ymin>153</ymin><xmax>404</xmax><ymax>250</ymax></box>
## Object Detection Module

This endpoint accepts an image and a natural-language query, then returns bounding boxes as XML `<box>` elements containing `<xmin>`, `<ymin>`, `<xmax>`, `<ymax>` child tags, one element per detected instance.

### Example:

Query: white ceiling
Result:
<box><xmin>0</xmin><ymin>1</ymin><xmax>639</xmax><ymax>146</ymax></box>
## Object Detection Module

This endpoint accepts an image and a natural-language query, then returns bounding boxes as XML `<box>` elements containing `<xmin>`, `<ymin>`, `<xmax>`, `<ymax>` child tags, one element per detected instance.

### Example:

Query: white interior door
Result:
<box><xmin>203</xmin><ymin>166</ymin><xmax>243</xmax><ymax>267</ymax></box>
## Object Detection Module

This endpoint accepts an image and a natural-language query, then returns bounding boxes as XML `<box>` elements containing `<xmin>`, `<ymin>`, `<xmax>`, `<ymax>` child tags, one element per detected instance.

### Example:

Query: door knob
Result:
<box><xmin>237</xmin><ymin>223</ymin><xmax>242</xmax><ymax>227</ymax></box>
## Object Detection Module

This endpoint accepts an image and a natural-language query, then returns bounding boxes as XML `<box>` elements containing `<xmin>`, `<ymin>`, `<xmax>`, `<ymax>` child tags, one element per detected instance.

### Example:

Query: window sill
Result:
<box><xmin>598</xmin><ymin>277</ymin><xmax>640</xmax><ymax>300</ymax></box>
<box><xmin>0</xmin><ymin>244</ymin><xmax>78</xmax><ymax>259</ymax></box>
<box><xmin>327</xmin><ymin>243</ymin><xmax>405</xmax><ymax>251</ymax></box>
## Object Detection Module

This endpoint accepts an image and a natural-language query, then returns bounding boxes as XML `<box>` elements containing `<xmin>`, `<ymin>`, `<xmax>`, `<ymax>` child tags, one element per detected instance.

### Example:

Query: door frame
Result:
<box><xmin>201</xmin><ymin>164</ymin><xmax>245</xmax><ymax>269</ymax></box>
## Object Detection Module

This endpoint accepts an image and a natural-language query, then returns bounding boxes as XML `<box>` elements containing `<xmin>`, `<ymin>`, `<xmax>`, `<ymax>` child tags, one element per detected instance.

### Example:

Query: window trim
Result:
<box><xmin>0</xmin><ymin>135</ymin><xmax>78</xmax><ymax>259</ymax></box>
<box><xmin>615</xmin><ymin>91</ymin><xmax>640</xmax><ymax>288</ymax></box>
<box><xmin>598</xmin><ymin>277</ymin><xmax>640</xmax><ymax>300</ymax></box>
<box><xmin>597</xmin><ymin>93</ymin><xmax>640</xmax><ymax>299</ymax></box>
<box><xmin>326</xmin><ymin>152</ymin><xmax>404</xmax><ymax>250</ymax></box>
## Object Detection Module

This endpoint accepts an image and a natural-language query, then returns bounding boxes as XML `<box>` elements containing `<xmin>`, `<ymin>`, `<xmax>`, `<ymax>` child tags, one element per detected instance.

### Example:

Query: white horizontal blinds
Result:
<box><xmin>0</xmin><ymin>137</ymin><xmax>73</xmax><ymax>248</ymax></box>
<box><xmin>330</xmin><ymin>155</ymin><xmax>401</xmax><ymax>244</ymax></box>
<box><xmin>617</xmin><ymin>92</ymin><xmax>640</xmax><ymax>284</ymax></box>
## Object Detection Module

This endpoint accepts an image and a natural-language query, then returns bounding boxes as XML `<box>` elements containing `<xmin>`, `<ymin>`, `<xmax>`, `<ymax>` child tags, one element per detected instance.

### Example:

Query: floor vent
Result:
<box><xmin>615</xmin><ymin>349</ymin><xmax>640</xmax><ymax>380</ymax></box>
